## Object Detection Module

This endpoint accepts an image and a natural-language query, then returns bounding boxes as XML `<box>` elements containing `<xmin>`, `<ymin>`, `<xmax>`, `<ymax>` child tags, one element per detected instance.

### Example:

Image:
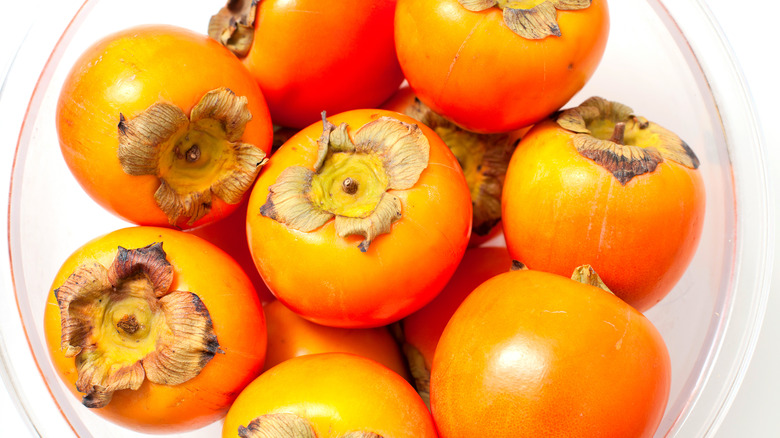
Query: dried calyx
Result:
<box><xmin>571</xmin><ymin>264</ymin><xmax>612</xmax><ymax>293</ymax></box>
<box><xmin>260</xmin><ymin>112</ymin><xmax>430</xmax><ymax>252</ymax></box>
<box><xmin>118</xmin><ymin>87</ymin><xmax>267</xmax><ymax>226</ymax></box>
<box><xmin>209</xmin><ymin>0</ymin><xmax>258</xmax><ymax>57</ymax></box>
<box><xmin>238</xmin><ymin>413</ymin><xmax>384</xmax><ymax>438</ymax></box>
<box><xmin>54</xmin><ymin>243</ymin><xmax>219</xmax><ymax>408</ymax></box>
<box><xmin>404</xmin><ymin>98</ymin><xmax>515</xmax><ymax>237</ymax></box>
<box><xmin>459</xmin><ymin>0</ymin><xmax>591</xmax><ymax>39</ymax></box>
<box><xmin>557</xmin><ymin>96</ymin><xmax>700</xmax><ymax>185</ymax></box>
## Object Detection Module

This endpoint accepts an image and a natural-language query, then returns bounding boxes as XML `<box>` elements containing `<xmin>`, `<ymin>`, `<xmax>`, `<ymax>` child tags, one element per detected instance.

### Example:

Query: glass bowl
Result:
<box><xmin>1</xmin><ymin>0</ymin><xmax>772</xmax><ymax>436</ymax></box>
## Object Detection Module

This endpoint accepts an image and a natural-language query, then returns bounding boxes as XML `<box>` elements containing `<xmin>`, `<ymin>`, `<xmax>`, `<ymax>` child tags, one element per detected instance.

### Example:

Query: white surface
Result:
<box><xmin>1</xmin><ymin>0</ymin><xmax>777</xmax><ymax>436</ymax></box>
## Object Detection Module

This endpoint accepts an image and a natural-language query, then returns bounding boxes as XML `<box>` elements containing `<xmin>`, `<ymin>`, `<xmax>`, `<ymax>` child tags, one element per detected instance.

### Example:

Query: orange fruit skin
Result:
<box><xmin>502</xmin><ymin>119</ymin><xmax>706</xmax><ymax>311</ymax></box>
<box><xmin>395</xmin><ymin>0</ymin><xmax>610</xmax><ymax>133</ymax></box>
<box><xmin>431</xmin><ymin>269</ymin><xmax>671</xmax><ymax>438</ymax></box>
<box><xmin>222</xmin><ymin>353</ymin><xmax>437</xmax><ymax>438</ymax></box>
<box><xmin>243</xmin><ymin>0</ymin><xmax>404</xmax><ymax>128</ymax></box>
<box><xmin>402</xmin><ymin>247</ymin><xmax>513</xmax><ymax>371</ymax></box>
<box><xmin>57</xmin><ymin>25</ymin><xmax>273</xmax><ymax>229</ymax></box>
<box><xmin>246</xmin><ymin>109</ymin><xmax>472</xmax><ymax>328</ymax></box>
<box><xmin>263</xmin><ymin>300</ymin><xmax>410</xmax><ymax>380</ymax></box>
<box><xmin>43</xmin><ymin>227</ymin><xmax>267</xmax><ymax>433</ymax></box>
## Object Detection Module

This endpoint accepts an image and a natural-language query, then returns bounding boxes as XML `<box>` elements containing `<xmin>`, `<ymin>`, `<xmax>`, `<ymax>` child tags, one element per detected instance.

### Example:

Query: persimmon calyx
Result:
<box><xmin>404</xmin><ymin>98</ymin><xmax>515</xmax><ymax>237</ymax></box>
<box><xmin>208</xmin><ymin>0</ymin><xmax>258</xmax><ymax>58</ymax></box>
<box><xmin>54</xmin><ymin>243</ymin><xmax>220</xmax><ymax>408</ymax></box>
<box><xmin>402</xmin><ymin>342</ymin><xmax>431</xmax><ymax>408</ymax></box>
<box><xmin>260</xmin><ymin>112</ymin><xmax>430</xmax><ymax>252</ymax></box>
<box><xmin>571</xmin><ymin>264</ymin><xmax>613</xmax><ymax>294</ymax></box>
<box><xmin>557</xmin><ymin>96</ymin><xmax>700</xmax><ymax>185</ymax></box>
<box><xmin>118</xmin><ymin>87</ymin><xmax>268</xmax><ymax>226</ymax></box>
<box><xmin>238</xmin><ymin>413</ymin><xmax>385</xmax><ymax>438</ymax></box>
<box><xmin>458</xmin><ymin>0</ymin><xmax>591</xmax><ymax>39</ymax></box>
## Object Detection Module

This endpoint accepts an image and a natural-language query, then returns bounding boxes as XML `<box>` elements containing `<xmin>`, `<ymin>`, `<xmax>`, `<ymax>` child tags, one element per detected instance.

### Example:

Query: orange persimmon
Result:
<box><xmin>246</xmin><ymin>109</ymin><xmax>472</xmax><ymax>328</ymax></box>
<box><xmin>222</xmin><ymin>353</ymin><xmax>437</xmax><ymax>438</ymax></box>
<box><xmin>209</xmin><ymin>0</ymin><xmax>404</xmax><ymax>128</ymax></box>
<box><xmin>57</xmin><ymin>25</ymin><xmax>273</xmax><ymax>229</ymax></box>
<box><xmin>43</xmin><ymin>227</ymin><xmax>267</xmax><ymax>433</ymax></box>
<box><xmin>431</xmin><ymin>267</ymin><xmax>671</xmax><ymax>438</ymax></box>
<box><xmin>502</xmin><ymin>97</ymin><xmax>705</xmax><ymax>311</ymax></box>
<box><xmin>394</xmin><ymin>0</ymin><xmax>610</xmax><ymax>133</ymax></box>
<box><xmin>399</xmin><ymin>246</ymin><xmax>513</xmax><ymax>404</ymax></box>
<box><xmin>263</xmin><ymin>300</ymin><xmax>409</xmax><ymax>379</ymax></box>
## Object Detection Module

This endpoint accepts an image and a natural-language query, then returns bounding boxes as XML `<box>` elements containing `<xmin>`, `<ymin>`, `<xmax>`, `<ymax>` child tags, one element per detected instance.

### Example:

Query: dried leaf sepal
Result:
<box><xmin>571</xmin><ymin>264</ymin><xmax>613</xmax><ymax>294</ymax></box>
<box><xmin>260</xmin><ymin>113</ymin><xmax>430</xmax><ymax>252</ymax></box>
<box><xmin>55</xmin><ymin>243</ymin><xmax>219</xmax><ymax>408</ymax></box>
<box><xmin>404</xmin><ymin>98</ymin><xmax>515</xmax><ymax>237</ymax></box>
<box><xmin>458</xmin><ymin>0</ymin><xmax>591</xmax><ymax>39</ymax></box>
<box><xmin>238</xmin><ymin>413</ymin><xmax>385</xmax><ymax>438</ymax></box>
<box><xmin>557</xmin><ymin>96</ymin><xmax>700</xmax><ymax>185</ymax></box>
<box><xmin>208</xmin><ymin>0</ymin><xmax>258</xmax><ymax>57</ymax></box>
<box><xmin>118</xmin><ymin>87</ymin><xmax>268</xmax><ymax>226</ymax></box>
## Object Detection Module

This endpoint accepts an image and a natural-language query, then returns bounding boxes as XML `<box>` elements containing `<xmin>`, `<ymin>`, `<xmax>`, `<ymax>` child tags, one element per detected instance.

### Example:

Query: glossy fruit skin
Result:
<box><xmin>502</xmin><ymin>119</ymin><xmax>705</xmax><ymax>311</ymax></box>
<box><xmin>263</xmin><ymin>300</ymin><xmax>409</xmax><ymax>379</ymax></box>
<box><xmin>57</xmin><ymin>25</ymin><xmax>273</xmax><ymax>228</ymax></box>
<box><xmin>43</xmin><ymin>227</ymin><xmax>267</xmax><ymax>433</ymax></box>
<box><xmin>222</xmin><ymin>353</ymin><xmax>437</xmax><ymax>438</ymax></box>
<box><xmin>431</xmin><ymin>269</ymin><xmax>671</xmax><ymax>438</ymax></box>
<box><xmin>246</xmin><ymin>109</ymin><xmax>472</xmax><ymax>328</ymax></box>
<box><xmin>402</xmin><ymin>247</ymin><xmax>513</xmax><ymax>372</ymax></box>
<box><xmin>244</xmin><ymin>0</ymin><xmax>404</xmax><ymax>128</ymax></box>
<box><xmin>394</xmin><ymin>0</ymin><xmax>610</xmax><ymax>133</ymax></box>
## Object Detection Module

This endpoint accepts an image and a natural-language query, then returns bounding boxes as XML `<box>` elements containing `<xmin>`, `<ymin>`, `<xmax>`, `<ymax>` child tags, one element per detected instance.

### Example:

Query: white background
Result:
<box><xmin>1</xmin><ymin>0</ymin><xmax>777</xmax><ymax>435</ymax></box>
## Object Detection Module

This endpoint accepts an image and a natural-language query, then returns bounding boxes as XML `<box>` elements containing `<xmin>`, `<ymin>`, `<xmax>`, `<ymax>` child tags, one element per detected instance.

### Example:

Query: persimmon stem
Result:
<box><xmin>342</xmin><ymin>177</ymin><xmax>358</xmax><ymax>195</ymax></box>
<box><xmin>609</xmin><ymin>122</ymin><xmax>626</xmax><ymax>145</ymax></box>
<box><xmin>117</xmin><ymin>314</ymin><xmax>140</xmax><ymax>335</ymax></box>
<box><xmin>185</xmin><ymin>145</ymin><xmax>201</xmax><ymax>163</ymax></box>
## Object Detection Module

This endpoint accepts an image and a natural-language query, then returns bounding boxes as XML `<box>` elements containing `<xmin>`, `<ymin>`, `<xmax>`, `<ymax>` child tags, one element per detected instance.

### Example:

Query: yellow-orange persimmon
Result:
<box><xmin>395</xmin><ymin>0</ymin><xmax>609</xmax><ymax>133</ymax></box>
<box><xmin>502</xmin><ymin>97</ymin><xmax>705</xmax><ymax>311</ymax></box>
<box><xmin>43</xmin><ymin>227</ymin><xmax>267</xmax><ymax>433</ymax></box>
<box><xmin>209</xmin><ymin>0</ymin><xmax>403</xmax><ymax>129</ymax></box>
<box><xmin>222</xmin><ymin>353</ymin><xmax>436</xmax><ymax>438</ymax></box>
<box><xmin>263</xmin><ymin>300</ymin><xmax>409</xmax><ymax>379</ymax></box>
<box><xmin>246</xmin><ymin>109</ymin><xmax>472</xmax><ymax>328</ymax></box>
<box><xmin>431</xmin><ymin>268</ymin><xmax>671</xmax><ymax>438</ymax></box>
<box><xmin>57</xmin><ymin>25</ymin><xmax>273</xmax><ymax>229</ymax></box>
<box><xmin>400</xmin><ymin>247</ymin><xmax>513</xmax><ymax>405</ymax></box>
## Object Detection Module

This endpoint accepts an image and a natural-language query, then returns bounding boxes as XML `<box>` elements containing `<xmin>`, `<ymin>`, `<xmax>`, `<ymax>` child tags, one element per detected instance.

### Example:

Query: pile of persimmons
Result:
<box><xmin>43</xmin><ymin>1</ymin><xmax>706</xmax><ymax>437</ymax></box>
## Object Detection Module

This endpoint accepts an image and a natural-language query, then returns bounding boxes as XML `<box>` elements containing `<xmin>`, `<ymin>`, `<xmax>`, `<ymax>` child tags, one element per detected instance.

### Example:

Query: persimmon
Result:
<box><xmin>398</xmin><ymin>246</ymin><xmax>513</xmax><ymax>405</ymax></box>
<box><xmin>382</xmin><ymin>86</ymin><xmax>526</xmax><ymax>246</ymax></box>
<box><xmin>394</xmin><ymin>0</ymin><xmax>610</xmax><ymax>133</ymax></box>
<box><xmin>57</xmin><ymin>25</ymin><xmax>273</xmax><ymax>229</ymax></box>
<box><xmin>263</xmin><ymin>300</ymin><xmax>409</xmax><ymax>379</ymax></box>
<box><xmin>502</xmin><ymin>97</ymin><xmax>705</xmax><ymax>311</ymax></box>
<box><xmin>431</xmin><ymin>266</ymin><xmax>671</xmax><ymax>438</ymax></box>
<box><xmin>222</xmin><ymin>353</ymin><xmax>436</xmax><ymax>438</ymax></box>
<box><xmin>209</xmin><ymin>0</ymin><xmax>404</xmax><ymax>129</ymax></box>
<box><xmin>43</xmin><ymin>227</ymin><xmax>267</xmax><ymax>433</ymax></box>
<box><xmin>246</xmin><ymin>109</ymin><xmax>472</xmax><ymax>328</ymax></box>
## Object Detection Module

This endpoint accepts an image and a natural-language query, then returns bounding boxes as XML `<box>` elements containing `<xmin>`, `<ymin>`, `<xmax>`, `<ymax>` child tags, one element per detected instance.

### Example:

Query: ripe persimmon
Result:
<box><xmin>399</xmin><ymin>246</ymin><xmax>513</xmax><ymax>405</ymax></box>
<box><xmin>263</xmin><ymin>300</ymin><xmax>409</xmax><ymax>379</ymax></box>
<box><xmin>246</xmin><ymin>109</ymin><xmax>472</xmax><ymax>328</ymax></box>
<box><xmin>222</xmin><ymin>353</ymin><xmax>436</xmax><ymax>438</ymax></box>
<box><xmin>57</xmin><ymin>25</ymin><xmax>273</xmax><ymax>229</ymax></box>
<box><xmin>395</xmin><ymin>0</ymin><xmax>610</xmax><ymax>133</ymax></box>
<box><xmin>431</xmin><ymin>266</ymin><xmax>671</xmax><ymax>438</ymax></box>
<box><xmin>209</xmin><ymin>0</ymin><xmax>404</xmax><ymax>128</ymax></box>
<box><xmin>43</xmin><ymin>227</ymin><xmax>267</xmax><ymax>433</ymax></box>
<box><xmin>502</xmin><ymin>97</ymin><xmax>705</xmax><ymax>311</ymax></box>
